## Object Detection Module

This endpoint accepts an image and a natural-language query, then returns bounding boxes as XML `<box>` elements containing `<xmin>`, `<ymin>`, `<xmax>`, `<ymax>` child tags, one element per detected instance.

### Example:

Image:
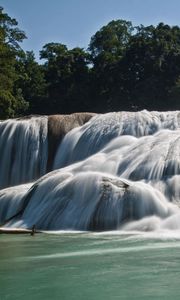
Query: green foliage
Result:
<box><xmin>1</xmin><ymin>7</ymin><xmax>180</xmax><ymax>118</ymax></box>
<box><xmin>0</xmin><ymin>90</ymin><xmax>15</xmax><ymax>118</ymax></box>
<box><xmin>89</xmin><ymin>20</ymin><xmax>133</xmax><ymax>59</ymax></box>
<box><xmin>0</xmin><ymin>6</ymin><xmax>28</xmax><ymax>119</ymax></box>
<box><xmin>39</xmin><ymin>43</ymin><xmax>90</xmax><ymax>113</ymax></box>
<box><xmin>88</xmin><ymin>20</ymin><xmax>133</xmax><ymax>111</ymax></box>
<box><xmin>16</xmin><ymin>51</ymin><xmax>47</xmax><ymax>113</ymax></box>
<box><xmin>122</xmin><ymin>23</ymin><xmax>180</xmax><ymax>109</ymax></box>
<box><xmin>88</xmin><ymin>21</ymin><xmax>180</xmax><ymax>111</ymax></box>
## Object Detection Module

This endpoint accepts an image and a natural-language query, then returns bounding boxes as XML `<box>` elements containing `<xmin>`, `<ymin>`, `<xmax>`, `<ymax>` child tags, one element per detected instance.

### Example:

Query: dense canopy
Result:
<box><xmin>1</xmin><ymin>7</ymin><xmax>180</xmax><ymax>119</ymax></box>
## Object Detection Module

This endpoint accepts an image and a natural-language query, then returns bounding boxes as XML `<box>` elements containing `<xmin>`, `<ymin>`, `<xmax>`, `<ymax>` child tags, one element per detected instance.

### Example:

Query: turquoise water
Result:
<box><xmin>1</xmin><ymin>232</ymin><xmax>180</xmax><ymax>300</ymax></box>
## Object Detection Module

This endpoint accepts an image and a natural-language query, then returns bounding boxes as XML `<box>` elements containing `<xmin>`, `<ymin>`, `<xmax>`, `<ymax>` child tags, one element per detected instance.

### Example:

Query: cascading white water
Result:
<box><xmin>1</xmin><ymin>110</ymin><xmax>180</xmax><ymax>232</ymax></box>
<box><xmin>0</xmin><ymin>183</ymin><xmax>32</xmax><ymax>224</ymax></box>
<box><xmin>0</xmin><ymin>116</ymin><xmax>48</xmax><ymax>189</ymax></box>
<box><xmin>4</xmin><ymin>171</ymin><xmax>177</xmax><ymax>231</ymax></box>
<box><xmin>53</xmin><ymin>111</ymin><xmax>180</xmax><ymax>169</ymax></box>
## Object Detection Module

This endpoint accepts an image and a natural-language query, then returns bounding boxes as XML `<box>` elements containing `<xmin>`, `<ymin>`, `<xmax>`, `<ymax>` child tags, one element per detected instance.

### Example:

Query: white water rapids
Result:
<box><xmin>1</xmin><ymin>111</ymin><xmax>180</xmax><ymax>231</ymax></box>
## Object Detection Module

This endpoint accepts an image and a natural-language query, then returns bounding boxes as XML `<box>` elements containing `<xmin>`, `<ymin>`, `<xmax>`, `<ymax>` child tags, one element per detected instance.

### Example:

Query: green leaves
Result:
<box><xmin>0</xmin><ymin>7</ymin><xmax>27</xmax><ymax>119</ymax></box>
<box><xmin>89</xmin><ymin>20</ymin><xmax>133</xmax><ymax>59</ymax></box>
<box><xmin>1</xmin><ymin>7</ymin><xmax>180</xmax><ymax>118</ymax></box>
<box><xmin>38</xmin><ymin>43</ymin><xmax>90</xmax><ymax>114</ymax></box>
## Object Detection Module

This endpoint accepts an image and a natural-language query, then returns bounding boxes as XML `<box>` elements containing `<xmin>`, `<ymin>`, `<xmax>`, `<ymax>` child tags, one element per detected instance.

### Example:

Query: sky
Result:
<box><xmin>1</xmin><ymin>0</ymin><xmax>180</xmax><ymax>60</ymax></box>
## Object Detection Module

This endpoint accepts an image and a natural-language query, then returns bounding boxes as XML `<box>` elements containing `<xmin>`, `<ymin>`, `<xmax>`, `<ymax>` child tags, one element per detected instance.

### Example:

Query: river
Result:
<box><xmin>1</xmin><ymin>231</ymin><xmax>180</xmax><ymax>300</ymax></box>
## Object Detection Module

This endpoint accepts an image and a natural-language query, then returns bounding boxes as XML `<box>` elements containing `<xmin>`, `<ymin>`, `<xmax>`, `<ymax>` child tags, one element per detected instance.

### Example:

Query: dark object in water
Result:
<box><xmin>30</xmin><ymin>224</ymin><xmax>36</xmax><ymax>236</ymax></box>
<box><xmin>0</xmin><ymin>227</ymin><xmax>42</xmax><ymax>234</ymax></box>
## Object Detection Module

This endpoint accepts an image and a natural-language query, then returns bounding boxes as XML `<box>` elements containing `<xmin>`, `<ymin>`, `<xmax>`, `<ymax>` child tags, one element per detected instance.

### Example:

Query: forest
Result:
<box><xmin>1</xmin><ymin>6</ymin><xmax>180</xmax><ymax>119</ymax></box>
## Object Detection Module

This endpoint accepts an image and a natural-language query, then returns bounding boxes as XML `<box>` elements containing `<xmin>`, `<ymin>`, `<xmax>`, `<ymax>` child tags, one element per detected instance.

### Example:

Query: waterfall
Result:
<box><xmin>0</xmin><ymin>113</ymin><xmax>94</xmax><ymax>189</ymax></box>
<box><xmin>0</xmin><ymin>116</ymin><xmax>48</xmax><ymax>189</ymax></box>
<box><xmin>0</xmin><ymin>183</ymin><xmax>32</xmax><ymax>224</ymax></box>
<box><xmin>53</xmin><ymin>111</ymin><xmax>180</xmax><ymax>169</ymax></box>
<box><xmin>1</xmin><ymin>110</ymin><xmax>180</xmax><ymax>232</ymax></box>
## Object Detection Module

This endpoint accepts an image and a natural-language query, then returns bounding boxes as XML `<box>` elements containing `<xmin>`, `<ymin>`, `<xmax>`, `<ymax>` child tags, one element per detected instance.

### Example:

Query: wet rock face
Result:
<box><xmin>47</xmin><ymin>113</ymin><xmax>96</xmax><ymax>171</ymax></box>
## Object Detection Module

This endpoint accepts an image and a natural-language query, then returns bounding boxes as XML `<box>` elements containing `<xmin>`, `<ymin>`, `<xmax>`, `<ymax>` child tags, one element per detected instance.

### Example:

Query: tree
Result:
<box><xmin>89</xmin><ymin>20</ymin><xmax>133</xmax><ymax>60</ymax></box>
<box><xmin>88</xmin><ymin>20</ymin><xmax>133</xmax><ymax>112</ymax></box>
<box><xmin>0</xmin><ymin>6</ymin><xmax>28</xmax><ymax>119</ymax></box>
<box><xmin>40</xmin><ymin>43</ymin><xmax>91</xmax><ymax>113</ymax></box>
<box><xmin>15</xmin><ymin>51</ymin><xmax>47</xmax><ymax>114</ymax></box>
<box><xmin>122</xmin><ymin>23</ymin><xmax>180</xmax><ymax>109</ymax></box>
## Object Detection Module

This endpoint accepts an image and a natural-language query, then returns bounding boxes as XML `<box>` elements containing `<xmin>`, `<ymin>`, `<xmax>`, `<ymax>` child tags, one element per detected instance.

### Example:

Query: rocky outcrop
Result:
<box><xmin>47</xmin><ymin>112</ymin><xmax>96</xmax><ymax>171</ymax></box>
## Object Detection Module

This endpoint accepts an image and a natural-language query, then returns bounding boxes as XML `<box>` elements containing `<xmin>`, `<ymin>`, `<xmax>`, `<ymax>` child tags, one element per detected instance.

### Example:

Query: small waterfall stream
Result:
<box><xmin>0</xmin><ymin>116</ymin><xmax>48</xmax><ymax>189</ymax></box>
